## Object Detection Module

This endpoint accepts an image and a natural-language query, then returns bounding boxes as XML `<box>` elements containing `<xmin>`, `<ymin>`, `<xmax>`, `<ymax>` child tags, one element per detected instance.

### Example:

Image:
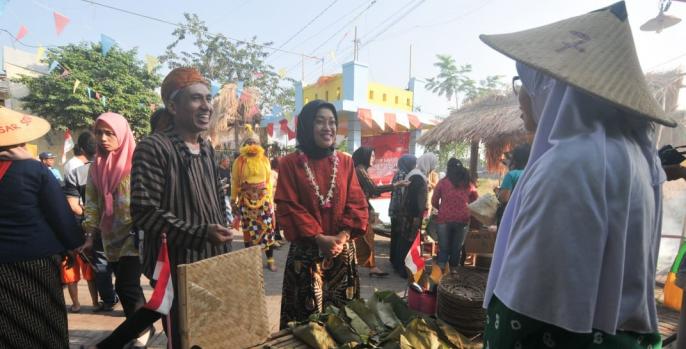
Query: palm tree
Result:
<box><xmin>425</xmin><ymin>54</ymin><xmax>474</xmax><ymax>109</ymax></box>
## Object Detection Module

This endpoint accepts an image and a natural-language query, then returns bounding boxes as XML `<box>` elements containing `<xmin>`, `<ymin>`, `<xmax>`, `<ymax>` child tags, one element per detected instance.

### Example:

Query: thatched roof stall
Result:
<box><xmin>210</xmin><ymin>83</ymin><xmax>262</xmax><ymax>149</ymax></box>
<box><xmin>418</xmin><ymin>93</ymin><xmax>531</xmax><ymax>174</ymax></box>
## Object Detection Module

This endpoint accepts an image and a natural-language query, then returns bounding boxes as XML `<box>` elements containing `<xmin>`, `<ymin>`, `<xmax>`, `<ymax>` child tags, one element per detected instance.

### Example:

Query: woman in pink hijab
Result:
<box><xmin>83</xmin><ymin>112</ymin><xmax>145</xmax><ymax>323</ymax></box>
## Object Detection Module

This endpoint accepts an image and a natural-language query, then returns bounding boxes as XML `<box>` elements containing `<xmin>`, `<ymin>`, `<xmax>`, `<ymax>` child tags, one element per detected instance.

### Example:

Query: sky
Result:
<box><xmin>2</xmin><ymin>0</ymin><xmax>686</xmax><ymax>117</ymax></box>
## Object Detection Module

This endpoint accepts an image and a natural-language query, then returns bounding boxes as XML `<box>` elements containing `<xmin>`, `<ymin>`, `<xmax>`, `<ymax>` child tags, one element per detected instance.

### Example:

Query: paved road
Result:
<box><xmin>67</xmin><ymin>235</ymin><xmax>407</xmax><ymax>348</ymax></box>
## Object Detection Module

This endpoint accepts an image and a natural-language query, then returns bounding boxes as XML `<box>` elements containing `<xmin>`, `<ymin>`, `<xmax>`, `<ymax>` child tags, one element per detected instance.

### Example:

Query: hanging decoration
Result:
<box><xmin>86</xmin><ymin>87</ymin><xmax>92</xmax><ymax>99</ymax></box>
<box><xmin>53</xmin><ymin>11</ymin><xmax>70</xmax><ymax>35</ymax></box>
<box><xmin>236</xmin><ymin>80</ymin><xmax>244</xmax><ymax>98</ymax></box>
<box><xmin>48</xmin><ymin>60</ymin><xmax>60</xmax><ymax>73</ymax></box>
<box><xmin>16</xmin><ymin>25</ymin><xmax>28</xmax><ymax>41</ymax></box>
<box><xmin>145</xmin><ymin>55</ymin><xmax>159</xmax><ymax>74</ymax></box>
<box><xmin>0</xmin><ymin>0</ymin><xmax>9</xmax><ymax>17</ymax></box>
<box><xmin>101</xmin><ymin>34</ymin><xmax>115</xmax><ymax>56</ymax></box>
<box><xmin>278</xmin><ymin>68</ymin><xmax>287</xmax><ymax>79</ymax></box>
<box><xmin>72</xmin><ymin>80</ymin><xmax>80</xmax><ymax>93</ymax></box>
<box><xmin>34</xmin><ymin>45</ymin><xmax>45</xmax><ymax>64</ymax></box>
<box><xmin>210</xmin><ymin>81</ymin><xmax>221</xmax><ymax>96</ymax></box>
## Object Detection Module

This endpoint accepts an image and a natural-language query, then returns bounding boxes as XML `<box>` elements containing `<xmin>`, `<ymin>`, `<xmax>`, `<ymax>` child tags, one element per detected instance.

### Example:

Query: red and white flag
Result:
<box><xmin>404</xmin><ymin>231</ymin><xmax>425</xmax><ymax>280</ymax></box>
<box><xmin>144</xmin><ymin>235</ymin><xmax>174</xmax><ymax>315</ymax></box>
<box><xmin>62</xmin><ymin>129</ymin><xmax>74</xmax><ymax>163</ymax></box>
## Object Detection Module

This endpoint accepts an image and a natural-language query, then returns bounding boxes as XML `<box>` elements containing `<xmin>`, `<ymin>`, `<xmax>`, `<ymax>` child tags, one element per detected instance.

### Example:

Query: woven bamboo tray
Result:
<box><xmin>436</xmin><ymin>267</ymin><xmax>488</xmax><ymax>338</ymax></box>
<box><xmin>178</xmin><ymin>246</ymin><xmax>270</xmax><ymax>349</ymax></box>
<box><xmin>247</xmin><ymin>329</ymin><xmax>308</xmax><ymax>349</ymax></box>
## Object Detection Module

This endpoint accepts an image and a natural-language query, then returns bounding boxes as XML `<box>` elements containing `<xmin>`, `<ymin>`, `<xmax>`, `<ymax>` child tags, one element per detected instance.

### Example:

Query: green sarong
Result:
<box><xmin>483</xmin><ymin>296</ymin><xmax>661</xmax><ymax>349</ymax></box>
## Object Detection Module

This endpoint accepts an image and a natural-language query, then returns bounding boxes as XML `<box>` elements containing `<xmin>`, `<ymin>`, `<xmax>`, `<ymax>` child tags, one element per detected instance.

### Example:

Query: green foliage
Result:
<box><xmin>425</xmin><ymin>54</ymin><xmax>473</xmax><ymax>109</ymax></box>
<box><xmin>160</xmin><ymin>13</ymin><xmax>295</xmax><ymax>114</ymax></box>
<box><xmin>14</xmin><ymin>42</ymin><xmax>161</xmax><ymax>137</ymax></box>
<box><xmin>426</xmin><ymin>142</ymin><xmax>471</xmax><ymax>172</ymax></box>
<box><xmin>425</xmin><ymin>54</ymin><xmax>507</xmax><ymax>110</ymax></box>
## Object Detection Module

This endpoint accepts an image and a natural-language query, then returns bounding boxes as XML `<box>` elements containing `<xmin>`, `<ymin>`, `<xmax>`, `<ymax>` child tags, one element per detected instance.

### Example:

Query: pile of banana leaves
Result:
<box><xmin>285</xmin><ymin>290</ymin><xmax>480</xmax><ymax>349</ymax></box>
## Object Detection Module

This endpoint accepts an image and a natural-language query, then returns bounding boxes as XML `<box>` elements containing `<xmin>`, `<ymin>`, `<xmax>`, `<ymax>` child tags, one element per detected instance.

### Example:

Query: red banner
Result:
<box><xmin>361</xmin><ymin>132</ymin><xmax>410</xmax><ymax>195</ymax></box>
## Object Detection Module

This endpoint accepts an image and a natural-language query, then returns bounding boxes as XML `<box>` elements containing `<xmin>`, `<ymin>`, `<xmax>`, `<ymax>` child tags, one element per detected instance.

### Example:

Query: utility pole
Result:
<box><xmin>301</xmin><ymin>54</ymin><xmax>305</xmax><ymax>82</ymax></box>
<box><xmin>353</xmin><ymin>26</ymin><xmax>359</xmax><ymax>61</ymax></box>
<box><xmin>409</xmin><ymin>44</ymin><xmax>413</xmax><ymax>81</ymax></box>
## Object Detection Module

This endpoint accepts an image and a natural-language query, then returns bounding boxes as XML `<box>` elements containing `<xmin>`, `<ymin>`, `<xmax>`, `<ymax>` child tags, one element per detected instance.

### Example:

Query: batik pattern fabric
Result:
<box><xmin>483</xmin><ymin>296</ymin><xmax>662</xmax><ymax>349</ymax></box>
<box><xmin>279</xmin><ymin>240</ymin><xmax>359</xmax><ymax>329</ymax></box>
<box><xmin>238</xmin><ymin>189</ymin><xmax>275</xmax><ymax>250</ymax></box>
<box><xmin>0</xmin><ymin>256</ymin><xmax>68</xmax><ymax>349</ymax></box>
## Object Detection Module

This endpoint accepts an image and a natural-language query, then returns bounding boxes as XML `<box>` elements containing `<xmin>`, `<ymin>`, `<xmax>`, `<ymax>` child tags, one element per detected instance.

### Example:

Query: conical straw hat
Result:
<box><xmin>480</xmin><ymin>1</ymin><xmax>676</xmax><ymax>128</ymax></box>
<box><xmin>0</xmin><ymin>107</ymin><xmax>51</xmax><ymax>147</ymax></box>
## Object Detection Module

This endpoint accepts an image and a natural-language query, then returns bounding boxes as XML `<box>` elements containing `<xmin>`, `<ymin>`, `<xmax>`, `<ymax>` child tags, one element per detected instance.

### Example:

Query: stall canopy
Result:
<box><xmin>417</xmin><ymin>93</ymin><xmax>530</xmax><ymax>173</ymax></box>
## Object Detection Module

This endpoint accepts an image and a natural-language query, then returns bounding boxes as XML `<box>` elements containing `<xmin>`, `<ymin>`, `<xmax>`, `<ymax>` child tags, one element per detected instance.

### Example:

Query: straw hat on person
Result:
<box><xmin>0</xmin><ymin>107</ymin><xmax>51</xmax><ymax>147</ymax></box>
<box><xmin>480</xmin><ymin>1</ymin><xmax>676</xmax><ymax>128</ymax></box>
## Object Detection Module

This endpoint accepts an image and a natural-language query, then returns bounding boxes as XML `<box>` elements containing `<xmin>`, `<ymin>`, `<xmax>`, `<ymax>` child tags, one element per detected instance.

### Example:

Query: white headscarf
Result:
<box><xmin>407</xmin><ymin>152</ymin><xmax>438</xmax><ymax>181</ymax></box>
<box><xmin>484</xmin><ymin>62</ymin><xmax>665</xmax><ymax>335</ymax></box>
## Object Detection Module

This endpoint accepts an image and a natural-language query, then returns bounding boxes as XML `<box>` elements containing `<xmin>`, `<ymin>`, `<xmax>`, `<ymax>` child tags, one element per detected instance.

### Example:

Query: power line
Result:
<box><xmin>283</xmin><ymin>0</ymin><xmax>378</xmax><ymax>76</ymax></box>
<box><xmin>303</xmin><ymin>0</ymin><xmax>426</xmax><ymax>82</ymax></box>
<box><xmin>286</xmin><ymin>0</ymin><xmax>371</xmax><ymax>52</ymax></box>
<box><xmin>275</xmin><ymin>0</ymin><xmax>339</xmax><ymax>51</ymax></box>
<box><xmin>0</xmin><ymin>29</ymin><xmax>58</xmax><ymax>49</ymax></box>
<box><xmin>78</xmin><ymin>0</ymin><xmax>322</xmax><ymax>60</ymax></box>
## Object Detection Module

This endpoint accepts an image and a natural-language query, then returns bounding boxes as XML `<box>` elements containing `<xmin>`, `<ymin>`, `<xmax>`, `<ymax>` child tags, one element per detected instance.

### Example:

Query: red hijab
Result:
<box><xmin>90</xmin><ymin>112</ymin><xmax>135</xmax><ymax>233</ymax></box>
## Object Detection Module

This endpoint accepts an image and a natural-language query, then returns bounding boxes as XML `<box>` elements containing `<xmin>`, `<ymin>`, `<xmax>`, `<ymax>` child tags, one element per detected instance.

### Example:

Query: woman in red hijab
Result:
<box><xmin>83</xmin><ymin>112</ymin><xmax>145</xmax><ymax>320</ymax></box>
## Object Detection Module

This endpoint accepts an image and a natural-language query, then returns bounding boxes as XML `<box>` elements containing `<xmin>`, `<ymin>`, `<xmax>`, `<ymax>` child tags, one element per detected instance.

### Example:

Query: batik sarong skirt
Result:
<box><xmin>0</xmin><ymin>256</ymin><xmax>68</xmax><ymax>349</ymax></box>
<box><xmin>483</xmin><ymin>296</ymin><xmax>662</xmax><ymax>349</ymax></box>
<box><xmin>279</xmin><ymin>240</ymin><xmax>360</xmax><ymax>329</ymax></box>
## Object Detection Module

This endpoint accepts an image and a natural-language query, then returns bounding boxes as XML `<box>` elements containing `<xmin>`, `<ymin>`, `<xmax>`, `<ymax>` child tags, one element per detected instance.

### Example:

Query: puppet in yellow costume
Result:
<box><xmin>231</xmin><ymin>125</ymin><xmax>277</xmax><ymax>271</ymax></box>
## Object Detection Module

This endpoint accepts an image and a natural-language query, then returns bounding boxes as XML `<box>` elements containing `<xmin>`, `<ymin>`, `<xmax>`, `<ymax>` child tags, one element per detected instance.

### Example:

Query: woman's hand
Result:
<box><xmin>315</xmin><ymin>234</ymin><xmax>343</xmax><ymax>258</ymax></box>
<box><xmin>394</xmin><ymin>180</ymin><xmax>411</xmax><ymax>188</ymax></box>
<box><xmin>77</xmin><ymin>235</ymin><xmax>94</xmax><ymax>253</ymax></box>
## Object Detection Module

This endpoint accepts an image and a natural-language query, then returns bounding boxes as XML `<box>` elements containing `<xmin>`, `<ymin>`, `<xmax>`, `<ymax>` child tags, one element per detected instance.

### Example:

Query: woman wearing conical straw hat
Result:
<box><xmin>480</xmin><ymin>2</ymin><xmax>675</xmax><ymax>348</ymax></box>
<box><xmin>231</xmin><ymin>124</ymin><xmax>277</xmax><ymax>271</ymax></box>
<box><xmin>0</xmin><ymin>108</ymin><xmax>84</xmax><ymax>348</ymax></box>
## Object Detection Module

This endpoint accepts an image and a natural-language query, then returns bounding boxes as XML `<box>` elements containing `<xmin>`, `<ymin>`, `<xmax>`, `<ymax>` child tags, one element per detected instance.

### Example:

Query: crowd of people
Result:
<box><xmin>2</xmin><ymin>3</ymin><xmax>686</xmax><ymax>349</ymax></box>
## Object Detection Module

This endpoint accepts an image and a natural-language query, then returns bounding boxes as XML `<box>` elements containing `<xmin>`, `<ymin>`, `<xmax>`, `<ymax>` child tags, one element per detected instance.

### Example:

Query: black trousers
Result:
<box><xmin>109</xmin><ymin>256</ymin><xmax>144</xmax><ymax>318</ymax></box>
<box><xmin>97</xmin><ymin>277</ymin><xmax>181</xmax><ymax>349</ymax></box>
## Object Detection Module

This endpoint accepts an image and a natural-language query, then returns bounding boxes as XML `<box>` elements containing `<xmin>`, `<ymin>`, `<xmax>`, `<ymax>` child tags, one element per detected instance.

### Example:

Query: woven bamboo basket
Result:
<box><xmin>436</xmin><ymin>267</ymin><xmax>488</xmax><ymax>338</ymax></box>
<box><xmin>178</xmin><ymin>246</ymin><xmax>270</xmax><ymax>349</ymax></box>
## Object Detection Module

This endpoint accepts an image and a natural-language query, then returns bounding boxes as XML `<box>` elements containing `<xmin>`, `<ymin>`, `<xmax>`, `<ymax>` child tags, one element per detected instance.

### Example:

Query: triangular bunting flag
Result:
<box><xmin>101</xmin><ymin>96</ymin><xmax>107</xmax><ymax>107</ymax></box>
<box><xmin>278</xmin><ymin>68</ymin><xmax>287</xmax><ymax>79</ymax></box>
<box><xmin>252</xmin><ymin>71</ymin><xmax>264</xmax><ymax>79</ymax></box>
<box><xmin>35</xmin><ymin>46</ymin><xmax>45</xmax><ymax>64</ymax></box>
<box><xmin>101</xmin><ymin>34</ymin><xmax>115</xmax><ymax>56</ymax></box>
<box><xmin>210</xmin><ymin>81</ymin><xmax>221</xmax><ymax>96</ymax></box>
<box><xmin>16</xmin><ymin>25</ymin><xmax>28</xmax><ymax>41</ymax></box>
<box><xmin>143</xmin><ymin>234</ymin><xmax>174</xmax><ymax>315</ymax></box>
<box><xmin>95</xmin><ymin>92</ymin><xmax>101</xmax><ymax>100</ymax></box>
<box><xmin>53</xmin><ymin>12</ymin><xmax>70</xmax><ymax>36</ymax></box>
<box><xmin>145</xmin><ymin>55</ymin><xmax>159</xmax><ymax>74</ymax></box>
<box><xmin>266</xmin><ymin>123</ymin><xmax>274</xmax><ymax>137</ymax></box>
<box><xmin>86</xmin><ymin>87</ymin><xmax>92</xmax><ymax>99</ymax></box>
<box><xmin>48</xmin><ymin>60</ymin><xmax>60</xmax><ymax>73</ymax></box>
<box><xmin>0</xmin><ymin>0</ymin><xmax>9</xmax><ymax>17</ymax></box>
<box><xmin>72</xmin><ymin>80</ymin><xmax>80</xmax><ymax>94</ymax></box>
<box><xmin>60</xmin><ymin>68</ymin><xmax>70</xmax><ymax>78</ymax></box>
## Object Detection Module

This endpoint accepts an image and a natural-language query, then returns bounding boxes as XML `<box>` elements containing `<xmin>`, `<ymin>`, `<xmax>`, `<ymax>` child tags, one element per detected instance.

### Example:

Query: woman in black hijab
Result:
<box><xmin>275</xmin><ymin>100</ymin><xmax>369</xmax><ymax>328</ymax></box>
<box><xmin>352</xmin><ymin>146</ymin><xmax>409</xmax><ymax>277</ymax></box>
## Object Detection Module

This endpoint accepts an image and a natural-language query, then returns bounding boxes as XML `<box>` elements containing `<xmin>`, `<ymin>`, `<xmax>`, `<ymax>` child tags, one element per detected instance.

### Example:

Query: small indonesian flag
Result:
<box><xmin>144</xmin><ymin>234</ymin><xmax>174</xmax><ymax>315</ymax></box>
<box><xmin>62</xmin><ymin>129</ymin><xmax>74</xmax><ymax>163</ymax></box>
<box><xmin>404</xmin><ymin>231</ymin><xmax>425</xmax><ymax>281</ymax></box>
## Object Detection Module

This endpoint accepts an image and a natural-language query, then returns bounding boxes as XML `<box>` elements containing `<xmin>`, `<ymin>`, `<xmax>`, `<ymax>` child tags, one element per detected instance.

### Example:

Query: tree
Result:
<box><xmin>425</xmin><ymin>54</ymin><xmax>474</xmax><ymax>109</ymax></box>
<box><xmin>160</xmin><ymin>13</ymin><xmax>294</xmax><ymax>114</ymax></box>
<box><xmin>463</xmin><ymin>75</ymin><xmax>508</xmax><ymax>103</ymax></box>
<box><xmin>14</xmin><ymin>42</ymin><xmax>160</xmax><ymax>137</ymax></box>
